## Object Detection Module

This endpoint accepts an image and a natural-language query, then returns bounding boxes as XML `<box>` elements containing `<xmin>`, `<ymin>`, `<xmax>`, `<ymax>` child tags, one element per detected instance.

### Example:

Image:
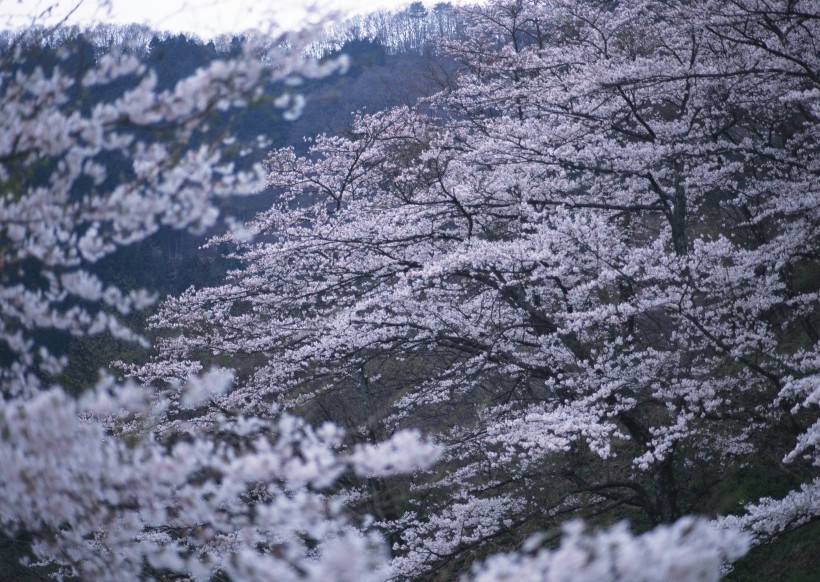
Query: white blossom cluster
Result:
<box><xmin>0</xmin><ymin>380</ymin><xmax>439</xmax><ymax>580</ymax></box>
<box><xmin>470</xmin><ymin>518</ymin><xmax>749</xmax><ymax>582</ymax></box>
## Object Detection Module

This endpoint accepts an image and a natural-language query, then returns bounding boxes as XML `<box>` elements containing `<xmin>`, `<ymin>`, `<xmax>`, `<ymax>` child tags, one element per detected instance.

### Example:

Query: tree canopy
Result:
<box><xmin>145</xmin><ymin>0</ymin><xmax>819</xmax><ymax>578</ymax></box>
<box><xmin>2</xmin><ymin>1</ymin><xmax>818</xmax><ymax>580</ymax></box>
<box><xmin>0</xmin><ymin>11</ymin><xmax>439</xmax><ymax>581</ymax></box>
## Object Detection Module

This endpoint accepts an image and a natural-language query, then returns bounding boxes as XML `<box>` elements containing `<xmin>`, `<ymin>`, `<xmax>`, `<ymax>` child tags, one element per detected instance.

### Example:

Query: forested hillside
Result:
<box><xmin>1</xmin><ymin>1</ymin><xmax>818</xmax><ymax>581</ymax></box>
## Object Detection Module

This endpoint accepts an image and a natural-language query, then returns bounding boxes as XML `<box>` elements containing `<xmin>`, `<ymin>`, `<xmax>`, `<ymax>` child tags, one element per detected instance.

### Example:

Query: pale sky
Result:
<box><xmin>2</xmin><ymin>0</ymin><xmax>435</xmax><ymax>36</ymax></box>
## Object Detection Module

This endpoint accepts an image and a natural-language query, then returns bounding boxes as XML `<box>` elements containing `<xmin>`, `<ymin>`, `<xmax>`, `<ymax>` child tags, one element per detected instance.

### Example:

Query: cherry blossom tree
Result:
<box><xmin>141</xmin><ymin>0</ymin><xmax>818</xmax><ymax>578</ymax></box>
<box><xmin>0</xmin><ymin>5</ymin><xmax>449</xmax><ymax>580</ymax></box>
